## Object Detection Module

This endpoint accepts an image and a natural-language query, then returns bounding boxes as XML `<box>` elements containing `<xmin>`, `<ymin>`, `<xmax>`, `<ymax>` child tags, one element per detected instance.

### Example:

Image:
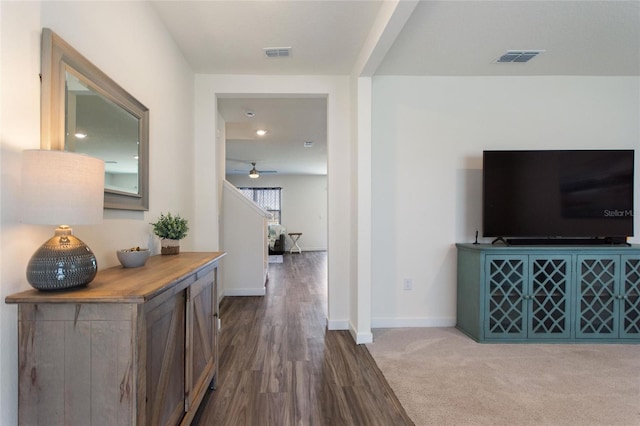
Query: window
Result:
<box><xmin>238</xmin><ymin>187</ymin><xmax>282</xmax><ymax>224</ymax></box>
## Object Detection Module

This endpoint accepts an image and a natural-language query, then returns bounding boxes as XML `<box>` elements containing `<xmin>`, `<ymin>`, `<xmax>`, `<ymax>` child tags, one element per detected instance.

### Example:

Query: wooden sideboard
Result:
<box><xmin>6</xmin><ymin>251</ymin><xmax>226</xmax><ymax>426</ymax></box>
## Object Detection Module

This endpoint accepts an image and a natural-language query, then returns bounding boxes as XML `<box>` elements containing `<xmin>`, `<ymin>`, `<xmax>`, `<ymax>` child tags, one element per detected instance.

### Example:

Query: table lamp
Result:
<box><xmin>21</xmin><ymin>150</ymin><xmax>105</xmax><ymax>290</ymax></box>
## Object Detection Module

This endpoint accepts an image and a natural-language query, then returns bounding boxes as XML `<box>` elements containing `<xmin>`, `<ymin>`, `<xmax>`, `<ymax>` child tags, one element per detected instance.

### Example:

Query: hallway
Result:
<box><xmin>194</xmin><ymin>251</ymin><xmax>413</xmax><ymax>425</ymax></box>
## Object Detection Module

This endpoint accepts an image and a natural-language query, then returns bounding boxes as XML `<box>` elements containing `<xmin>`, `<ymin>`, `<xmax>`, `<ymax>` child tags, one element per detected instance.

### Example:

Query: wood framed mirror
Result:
<box><xmin>40</xmin><ymin>28</ymin><xmax>149</xmax><ymax>211</ymax></box>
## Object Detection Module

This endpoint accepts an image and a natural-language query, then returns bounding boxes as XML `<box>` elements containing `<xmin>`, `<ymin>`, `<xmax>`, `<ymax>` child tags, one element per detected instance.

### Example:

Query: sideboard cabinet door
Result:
<box><xmin>576</xmin><ymin>255</ymin><xmax>620</xmax><ymax>339</ymax></box>
<box><xmin>17</xmin><ymin>304</ymin><xmax>135</xmax><ymax>425</ymax></box>
<box><xmin>143</xmin><ymin>289</ymin><xmax>187</xmax><ymax>426</ymax></box>
<box><xmin>620</xmin><ymin>255</ymin><xmax>640</xmax><ymax>338</ymax></box>
<box><xmin>484</xmin><ymin>255</ymin><xmax>528</xmax><ymax>340</ymax></box>
<box><xmin>528</xmin><ymin>255</ymin><xmax>571</xmax><ymax>339</ymax></box>
<box><xmin>185</xmin><ymin>266</ymin><xmax>217</xmax><ymax>417</ymax></box>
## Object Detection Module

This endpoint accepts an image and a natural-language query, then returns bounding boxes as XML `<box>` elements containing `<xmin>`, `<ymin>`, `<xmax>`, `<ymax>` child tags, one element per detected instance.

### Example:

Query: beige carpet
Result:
<box><xmin>366</xmin><ymin>327</ymin><xmax>640</xmax><ymax>426</ymax></box>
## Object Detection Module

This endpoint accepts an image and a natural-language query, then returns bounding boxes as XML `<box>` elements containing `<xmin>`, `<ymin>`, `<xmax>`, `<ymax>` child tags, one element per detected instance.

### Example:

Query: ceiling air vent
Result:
<box><xmin>496</xmin><ymin>50</ymin><xmax>544</xmax><ymax>63</ymax></box>
<box><xmin>304</xmin><ymin>141</ymin><xmax>314</xmax><ymax>148</ymax></box>
<box><xmin>264</xmin><ymin>47</ymin><xmax>291</xmax><ymax>58</ymax></box>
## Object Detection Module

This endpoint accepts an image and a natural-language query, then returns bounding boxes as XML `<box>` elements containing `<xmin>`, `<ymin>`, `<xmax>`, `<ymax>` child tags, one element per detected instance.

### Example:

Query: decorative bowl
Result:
<box><xmin>117</xmin><ymin>248</ymin><xmax>150</xmax><ymax>268</ymax></box>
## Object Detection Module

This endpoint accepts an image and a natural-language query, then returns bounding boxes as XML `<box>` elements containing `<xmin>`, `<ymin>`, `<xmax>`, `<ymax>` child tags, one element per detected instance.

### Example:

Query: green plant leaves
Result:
<box><xmin>150</xmin><ymin>212</ymin><xmax>189</xmax><ymax>240</ymax></box>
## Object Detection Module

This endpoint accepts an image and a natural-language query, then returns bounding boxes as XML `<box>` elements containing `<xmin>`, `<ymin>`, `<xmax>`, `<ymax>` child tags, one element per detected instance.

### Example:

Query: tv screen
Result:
<box><xmin>483</xmin><ymin>150</ymin><xmax>634</xmax><ymax>242</ymax></box>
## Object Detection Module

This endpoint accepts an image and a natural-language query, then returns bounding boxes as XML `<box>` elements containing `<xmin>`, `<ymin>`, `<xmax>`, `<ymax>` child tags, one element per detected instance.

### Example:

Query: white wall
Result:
<box><xmin>38</xmin><ymin>0</ymin><xmax>202</xmax><ymax>256</ymax></box>
<box><xmin>221</xmin><ymin>182</ymin><xmax>269</xmax><ymax>296</ymax></box>
<box><xmin>371</xmin><ymin>76</ymin><xmax>640</xmax><ymax>328</ymax></box>
<box><xmin>226</xmin><ymin>174</ymin><xmax>328</xmax><ymax>252</ymax></box>
<box><xmin>350</xmin><ymin>77</ymin><xmax>374</xmax><ymax>343</ymax></box>
<box><xmin>0</xmin><ymin>2</ymin><xmax>202</xmax><ymax>423</ymax></box>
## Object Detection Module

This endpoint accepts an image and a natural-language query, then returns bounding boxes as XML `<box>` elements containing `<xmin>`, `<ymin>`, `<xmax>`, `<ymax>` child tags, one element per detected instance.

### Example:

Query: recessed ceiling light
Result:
<box><xmin>256</xmin><ymin>129</ymin><xmax>267</xmax><ymax>136</ymax></box>
<box><xmin>75</xmin><ymin>133</ymin><xmax>87</xmax><ymax>139</ymax></box>
<box><xmin>245</xmin><ymin>110</ymin><xmax>255</xmax><ymax>118</ymax></box>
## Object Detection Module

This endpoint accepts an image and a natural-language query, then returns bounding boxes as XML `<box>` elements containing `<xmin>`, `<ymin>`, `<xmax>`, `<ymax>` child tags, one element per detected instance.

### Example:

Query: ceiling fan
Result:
<box><xmin>233</xmin><ymin>162</ymin><xmax>277</xmax><ymax>179</ymax></box>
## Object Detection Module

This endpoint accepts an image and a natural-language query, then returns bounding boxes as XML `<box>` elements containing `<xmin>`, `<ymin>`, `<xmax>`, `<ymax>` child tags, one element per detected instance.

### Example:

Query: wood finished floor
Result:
<box><xmin>194</xmin><ymin>251</ymin><xmax>413</xmax><ymax>426</ymax></box>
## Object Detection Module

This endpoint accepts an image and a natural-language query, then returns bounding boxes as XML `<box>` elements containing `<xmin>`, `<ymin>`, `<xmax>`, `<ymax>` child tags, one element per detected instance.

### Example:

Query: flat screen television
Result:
<box><xmin>483</xmin><ymin>149</ymin><xmax>634</xmax><ymax>244</ymax></box>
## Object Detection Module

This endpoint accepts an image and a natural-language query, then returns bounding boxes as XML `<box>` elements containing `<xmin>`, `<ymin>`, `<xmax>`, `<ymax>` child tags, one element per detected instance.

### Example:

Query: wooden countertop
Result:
<box><xmin>5</xmin><ymin>251</ymin><xmax>226</xmax><ymax>305</ymax></box>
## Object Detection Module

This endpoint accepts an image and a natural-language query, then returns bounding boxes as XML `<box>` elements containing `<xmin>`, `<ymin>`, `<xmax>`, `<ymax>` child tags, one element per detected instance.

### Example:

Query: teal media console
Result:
<box><xmin>456</xmin><ymin>243</ymin><xmax>640</xmax><ymax>343</ymax></box>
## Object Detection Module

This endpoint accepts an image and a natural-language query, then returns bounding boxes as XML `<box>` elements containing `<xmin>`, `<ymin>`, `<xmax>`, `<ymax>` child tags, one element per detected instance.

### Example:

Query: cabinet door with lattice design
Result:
<box><xmin>576</xmin><ymin>255</ymin><xmax>620</xmax><ymax>339</ymax></box>
<box><xmin>528</xmin><ymin>256</ymin><xmax>572</xmax><ymax>339</ymax></box>
<box><xmin>621</xmin><ymin>255</ymin><xmax>640</xmax><ymax>338</ymax></box>
<box><xmin>485</xmin><ymin>255</ymin><xmax>527</xmax><ymax>339</ymax></box>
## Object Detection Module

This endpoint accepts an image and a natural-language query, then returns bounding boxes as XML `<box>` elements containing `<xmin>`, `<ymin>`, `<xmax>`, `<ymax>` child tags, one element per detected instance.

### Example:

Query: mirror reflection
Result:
<box><xmin>41</xmin><ymin>28</ymin><xmax>149</xmax><ymax>210</ymax></box>
<box><xmin>65</xmin><ymin>71</ymin><xmax>140</xmax><ymax>195</ymax></box>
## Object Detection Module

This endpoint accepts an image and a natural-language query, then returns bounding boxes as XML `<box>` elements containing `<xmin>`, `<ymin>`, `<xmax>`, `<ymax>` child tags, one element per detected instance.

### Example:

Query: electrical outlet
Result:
<box><xmin>403</xmin><ymin>278</ymin><xmax>413</xmax><ymax>290</ymax></box>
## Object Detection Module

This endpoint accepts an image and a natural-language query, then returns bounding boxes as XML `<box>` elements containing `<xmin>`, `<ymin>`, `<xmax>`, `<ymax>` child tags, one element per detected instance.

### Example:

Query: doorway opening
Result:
<box><xmin>218</xmin><ymin>95</ymin><xmax>328</xmax><ymax>312</ymax></box>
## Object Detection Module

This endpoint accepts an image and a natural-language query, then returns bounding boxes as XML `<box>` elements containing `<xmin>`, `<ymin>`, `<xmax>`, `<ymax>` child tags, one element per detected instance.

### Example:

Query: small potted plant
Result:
<box><xmin>150</xmin><ymin>212</ymin><xmax>189</xmax><ymax>255</ymax></box>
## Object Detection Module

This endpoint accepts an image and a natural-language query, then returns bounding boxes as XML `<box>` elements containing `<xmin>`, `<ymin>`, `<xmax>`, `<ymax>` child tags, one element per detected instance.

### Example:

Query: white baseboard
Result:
<box><xmin>223</xmin><ymin>287</ymin><xmax>266</xmax><ymax>297</ymax></box>
<box><xmin>350</xmin><ymin>325</ymin><xmax>373</xmax><ymax>344</ymax></box>
<box><xmin>326</xmin><ymin>319</ymin><xmax>373</xmax><ymax>344</ymax></box>
<box><xmin>371</xmin><ymin>317</ymin><xmax>456</xmax><ymax>329</ymax></box>
<box><xmin>326</xmin><ymin>318</ymin><xmax>349</xmax><ymax>330</ymax></box>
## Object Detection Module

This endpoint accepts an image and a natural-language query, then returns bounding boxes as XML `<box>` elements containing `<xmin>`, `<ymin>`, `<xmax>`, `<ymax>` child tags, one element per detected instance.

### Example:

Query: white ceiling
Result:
<box><xmin>377</xmin><ymin>1</ymin><xmax>640</xmax><ymax>76</ymax></box>
<box><xmin>151</xmin><ymin>0</ymin><xmax>640</xmax><ymax>176</ymax></box>
<box><xmin>151</xmin><ymin>0</ymin><xmax>384</xmax><ymax>75</ymax></box>
<box><xmin>218</xmin><ymin>96</ymin><xmax>327</xmax><ymax>176</ymax></box>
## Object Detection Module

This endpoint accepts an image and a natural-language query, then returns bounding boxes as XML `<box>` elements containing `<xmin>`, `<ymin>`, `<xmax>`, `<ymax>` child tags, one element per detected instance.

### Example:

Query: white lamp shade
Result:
<box><xmin>21</xmin><ymin>150</ymin><xmax>105</xmax><ymax>225</ymax></box>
